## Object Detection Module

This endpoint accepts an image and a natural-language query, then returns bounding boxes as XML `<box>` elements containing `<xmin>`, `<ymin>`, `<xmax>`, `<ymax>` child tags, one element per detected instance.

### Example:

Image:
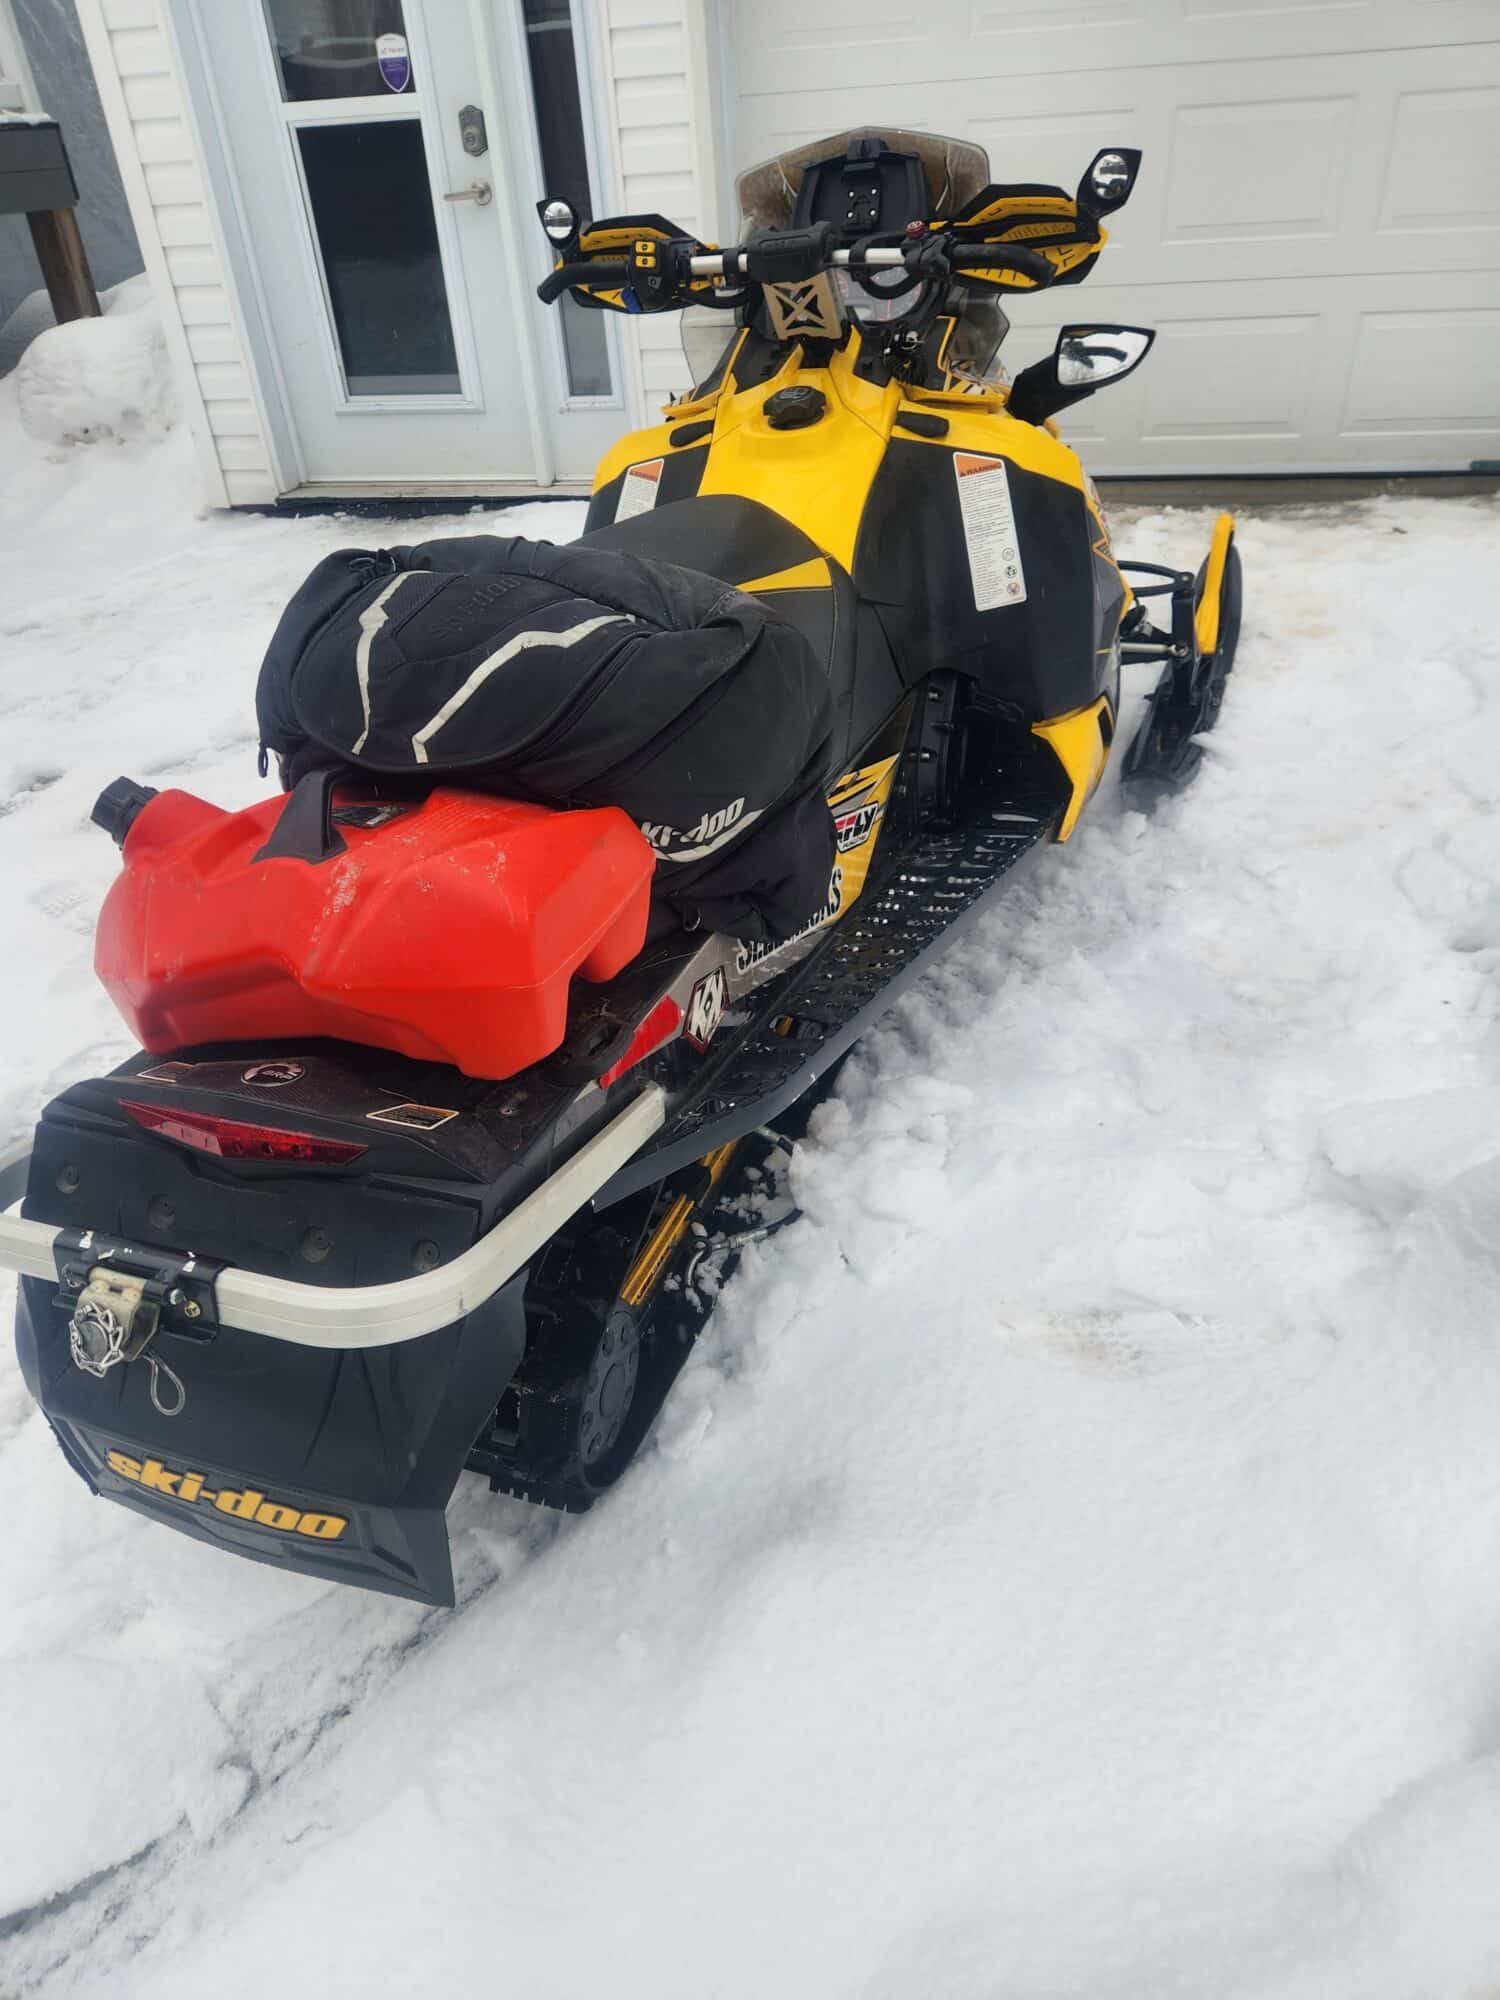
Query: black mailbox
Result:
<box><xmin>0</xmin><ymin>118</ymin><xmax>79</xmax><ymax>217</ymax></box>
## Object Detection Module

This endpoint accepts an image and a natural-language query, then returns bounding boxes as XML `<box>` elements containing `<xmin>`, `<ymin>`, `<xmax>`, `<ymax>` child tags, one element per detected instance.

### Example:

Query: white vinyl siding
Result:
<box><xmin>75</xmin><ymin>0</ymin><xmax>278</xmax><ymax>503</ymax></box>
<box><xmin>596</xmin><ymin>0</ymin><xmax>722</xmax><ymax>408</ymax></box>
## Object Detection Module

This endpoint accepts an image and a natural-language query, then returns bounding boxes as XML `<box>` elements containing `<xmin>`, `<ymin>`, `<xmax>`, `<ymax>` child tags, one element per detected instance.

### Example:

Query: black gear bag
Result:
<box><xmin>255</xmin><ymin>533</ymin><xmax>836</xmax><ymax>942</ymax></box>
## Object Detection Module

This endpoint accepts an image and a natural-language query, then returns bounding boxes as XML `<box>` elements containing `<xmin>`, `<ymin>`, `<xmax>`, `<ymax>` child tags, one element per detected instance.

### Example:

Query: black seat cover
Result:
<box><xmin>583</xmin><ymin>495</ymin><xmax>894</xmax><ymax>771</ymax></box>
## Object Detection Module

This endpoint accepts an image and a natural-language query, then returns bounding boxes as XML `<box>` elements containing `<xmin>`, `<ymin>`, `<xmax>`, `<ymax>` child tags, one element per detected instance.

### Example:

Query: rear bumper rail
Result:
<box><xmin>0</xmin><ymin>1087</ymin><xmax>665</xmax><ymax>1350</ymax></box>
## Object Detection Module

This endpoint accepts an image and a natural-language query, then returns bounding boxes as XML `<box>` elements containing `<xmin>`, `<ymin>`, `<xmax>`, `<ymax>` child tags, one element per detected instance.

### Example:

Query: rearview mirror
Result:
<box><xmin>537</xmin><ymin>196</ymin><xmax>579</xmax><ymax>247</ymax></box>
<box><xmin>1056</xmin><ymin>324</ymin><xmax>1154</xmax><ymax>388</ymax></box>
<box><xmin>1006</xmin><ymin>323</ymin><xmax>1155</xmax><ymax>428</ymax></box>
<box><xmin>1076</xmin><ymin>148</ymin><xmax>1142</xmax><ymax>218</ymax></box>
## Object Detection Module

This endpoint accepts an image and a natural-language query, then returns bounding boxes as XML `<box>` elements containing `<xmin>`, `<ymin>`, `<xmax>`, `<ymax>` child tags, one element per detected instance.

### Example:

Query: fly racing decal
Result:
<box><xmin>834</xmin><ymin>800</ymin><xmax>882</xmax><ymax>853</ymax></box>
<box><xmin>639</xmin><ymin>796</ymin><xmax>762</xmax><ymax>864</ymax></box>
<box><xmin>615</xmin><ymin>458</ymin><xmax>664</xmax><ymax>522</ymax></box>
<box><xmin>953</xmin><ymin>453</ymin><xmax>1027</xmax><ymax>611</ymax></box>
<box><xmin>685</xmin><ymin>967</ymin><xmax>728</xmax><ymax>1051</ymax></box>
<box><xmin>824</xmin><ymin>752</ymin><xmax>899</xmax><ymax>906</ymax></box>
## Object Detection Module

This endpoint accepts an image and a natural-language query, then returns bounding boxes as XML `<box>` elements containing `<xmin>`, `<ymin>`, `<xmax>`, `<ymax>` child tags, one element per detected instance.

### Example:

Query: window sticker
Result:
<box><xmin>376</xmin><ymin>32</ymin><xmax>411</xmax><ymax>92</ymax></box>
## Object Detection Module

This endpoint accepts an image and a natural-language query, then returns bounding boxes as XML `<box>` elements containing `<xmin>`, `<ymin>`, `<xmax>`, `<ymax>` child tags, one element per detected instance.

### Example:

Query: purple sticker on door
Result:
<box><xmin>376</xmin><ymin>31</ymin><xmax>411</xmax><ymax>92</ymax></box>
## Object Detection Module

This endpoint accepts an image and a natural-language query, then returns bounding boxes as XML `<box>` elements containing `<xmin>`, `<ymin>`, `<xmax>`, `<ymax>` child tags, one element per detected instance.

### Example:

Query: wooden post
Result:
<box><xmin>26</xmin><ymin>205</ymin><xmax>101</xmax><ymax>323</ymax></box>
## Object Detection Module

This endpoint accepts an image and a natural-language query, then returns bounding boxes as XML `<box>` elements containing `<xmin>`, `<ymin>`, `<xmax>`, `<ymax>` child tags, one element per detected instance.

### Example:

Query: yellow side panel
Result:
<box><xmin>894</xmin><ymin>402</ymin><xmax>1090</xmax><ymax>496</ymax></box>
<box><xmin>593</xmin><ymin>418</ymin><xmax>680</xmax><ymax>494</ymax></box>
<box><xmin>590</xmin><ymin>335</ymin><xmax>1094</xmax><ymax>564</ymax></box>
<box><xmin>695</xmin><ymin>356</ymin><xmax>899</xmax><ymax>572</ymax></box>
<box><xmin>1194</xmin><ymin>512</ymin><xmax>1236</xmax><ymax>658</ymax></box>
<box><xmin>738</xmin><ymin>557</ymin><xmax>832</xmax><ymax>594</ymax></box>
<box><xmin>1032</xmin><ymin>697</ymin><xmax>1112</xmax><ymax>842</ymax></box>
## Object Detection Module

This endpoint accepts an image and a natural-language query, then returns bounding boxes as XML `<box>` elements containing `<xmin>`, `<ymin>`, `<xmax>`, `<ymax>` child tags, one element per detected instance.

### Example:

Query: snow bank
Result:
<box><xmin>14</xmin><ymin>273</ymin><xmax>173</xmax><ymax>445</ymax></box>
<box><xmin>1</xmin><ymin>458</ymin><xmax>1499</xmax><ymax>1998</ymax></box>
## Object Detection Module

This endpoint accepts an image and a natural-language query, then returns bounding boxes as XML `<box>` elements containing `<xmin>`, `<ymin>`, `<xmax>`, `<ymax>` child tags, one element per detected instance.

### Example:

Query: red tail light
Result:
<box><xmin>119</xmin><ymin>1099</ymin><xmax>367</xmax><ymax>1165</ymax></box>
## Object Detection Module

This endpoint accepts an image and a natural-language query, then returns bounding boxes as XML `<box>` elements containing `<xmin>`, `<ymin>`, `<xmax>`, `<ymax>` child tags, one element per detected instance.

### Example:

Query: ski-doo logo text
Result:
<box><xmin>105</xmin><ymin>1451</ymin><xmax>348</xmax><ymax>1540</ymax></box>
<box><xmin>640</xmin><ymin>798</ymin><xmax>758</xmax><ymax>864</ymax></box>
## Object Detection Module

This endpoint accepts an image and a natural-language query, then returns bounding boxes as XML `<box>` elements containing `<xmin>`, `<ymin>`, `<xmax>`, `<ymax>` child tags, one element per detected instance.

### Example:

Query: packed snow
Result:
<box><xmin>12</xmin><ymin>274</ymin><xmax>171</xmax><ymax>445</ymax></box>
<box><xmin>3</xmin><ymin>317</ymin><xmax>1500</xmax><ymax>1999</ymax></box>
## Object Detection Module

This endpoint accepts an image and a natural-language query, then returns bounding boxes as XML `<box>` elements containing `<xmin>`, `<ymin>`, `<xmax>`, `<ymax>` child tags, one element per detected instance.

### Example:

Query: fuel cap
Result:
<box><xmin>764</xmin><ymin>385</ymin><xmax>827</xmax><ymax>430</ymax></box>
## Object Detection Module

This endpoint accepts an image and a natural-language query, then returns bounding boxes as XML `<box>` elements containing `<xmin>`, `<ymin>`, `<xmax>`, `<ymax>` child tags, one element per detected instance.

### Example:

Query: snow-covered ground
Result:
<box><xmin>4</xmin><ymin>313</ymin><xmax>1500</xmax><ymax>2000</ymax></box>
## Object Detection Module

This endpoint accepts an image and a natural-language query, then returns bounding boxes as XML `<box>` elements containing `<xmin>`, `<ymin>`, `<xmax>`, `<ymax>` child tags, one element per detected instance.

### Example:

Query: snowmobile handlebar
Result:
<box><xmin>690</xmin><ymin>242</ymin><xmax>1054</xmax><ymax>285</ymax></box>
<box><xmin>537</xmin><ymin>258</ymin><xmax>628</xmax><ymax>303</ymax></box>
<box><xmin>536</xmin><ymin>235</ymin><xmax>1057</xmax><ymax>309</ymax></box>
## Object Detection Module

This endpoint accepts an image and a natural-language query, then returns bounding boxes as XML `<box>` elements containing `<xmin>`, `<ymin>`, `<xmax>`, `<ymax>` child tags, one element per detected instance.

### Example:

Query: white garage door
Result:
<box><xmin>726</xmin><ymin>0</ymin><xmax>1500</xmax><ymax>474</ymax></box>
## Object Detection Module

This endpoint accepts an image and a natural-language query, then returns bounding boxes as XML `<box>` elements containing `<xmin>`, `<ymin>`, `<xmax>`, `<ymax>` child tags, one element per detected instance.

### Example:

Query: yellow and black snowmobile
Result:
<box><xmin>2</xmin><ymin>131</ymin><xmax>1239</xmax><ymax>1605</ymax></box>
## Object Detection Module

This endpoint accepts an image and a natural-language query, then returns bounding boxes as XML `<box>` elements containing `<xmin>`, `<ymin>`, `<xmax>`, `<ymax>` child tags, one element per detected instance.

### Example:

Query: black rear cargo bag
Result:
<box><xmin>256</xmin><ymin>533</ymin><xmax>836</xmax><ymax>942</ymax></box>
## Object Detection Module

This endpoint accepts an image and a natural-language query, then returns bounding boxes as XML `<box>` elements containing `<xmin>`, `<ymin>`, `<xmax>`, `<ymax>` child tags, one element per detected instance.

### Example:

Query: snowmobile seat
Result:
<box><xmin>583</xmin><ymin>495</ymin><xmax>898</xmax><ymax>771</ymax></box>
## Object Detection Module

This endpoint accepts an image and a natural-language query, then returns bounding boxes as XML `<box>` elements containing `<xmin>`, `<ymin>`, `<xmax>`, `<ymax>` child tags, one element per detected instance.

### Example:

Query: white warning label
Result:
<box><xmin>615</xmin><ymin>458</ymin><xmax>663</xmax><ymax>522</ymax></box>
<box><xmin>952</xmin><ymin>452</ymin><xmax>1027</xmax><ymax>611</ymax></box>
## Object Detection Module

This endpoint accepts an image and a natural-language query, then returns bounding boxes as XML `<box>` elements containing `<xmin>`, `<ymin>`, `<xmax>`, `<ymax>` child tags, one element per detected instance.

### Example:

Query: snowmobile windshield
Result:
<box><xmin>736</xmin><ymin>128</ymin><xmax>991</xmax><ymax>232</ymax></box>
<box><xmin>680</xmin><ymin>305</ymin><xmax>738</xmax><ymax>395</ymax></box>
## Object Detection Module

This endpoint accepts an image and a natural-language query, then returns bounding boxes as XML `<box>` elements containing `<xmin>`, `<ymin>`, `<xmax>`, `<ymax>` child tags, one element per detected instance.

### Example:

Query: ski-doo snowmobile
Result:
<box><xmin>0</xmin><ymin>131</ymin><xmax>1241</xmax><ymax>1606</ymax></box>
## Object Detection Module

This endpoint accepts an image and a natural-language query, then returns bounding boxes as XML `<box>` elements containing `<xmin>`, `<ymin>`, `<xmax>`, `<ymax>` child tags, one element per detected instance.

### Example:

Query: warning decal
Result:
<box><xmin>615</xmin><ymin>458</ymin><xmax>663</xmax><ymax>522</ymax></box>
<box><xmin>952</xmin><ymin>453</ymin><xmax>1027</xmax><ymax>611</ymax></box>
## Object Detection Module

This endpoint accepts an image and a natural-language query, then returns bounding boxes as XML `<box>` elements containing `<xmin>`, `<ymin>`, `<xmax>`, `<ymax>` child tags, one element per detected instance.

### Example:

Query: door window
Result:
<box><xmin>264</xmin><ymin>0</ymin><xmax>416</xmax><ymax>101</ymax></box>
<box><xmin>522</xmin><ymin>0</ymin><xmax>611</xmax><ymax>400</ymax></box>
<box><xmin>261</xmin><ymin>1</ymin><xmax>463</xmax><ymax>402</ymax></box>
<box><xmin>297</xmin><ymin>123</ymin><xmax>459</xmax><ymax>394</ymax></box>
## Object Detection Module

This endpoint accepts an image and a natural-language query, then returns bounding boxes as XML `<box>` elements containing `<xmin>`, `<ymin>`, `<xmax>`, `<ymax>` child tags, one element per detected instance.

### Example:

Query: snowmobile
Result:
<box><xmin>0</xmin><ymin>130</ymin><xmax>1240</xmax><ymax>1607</ymax></box>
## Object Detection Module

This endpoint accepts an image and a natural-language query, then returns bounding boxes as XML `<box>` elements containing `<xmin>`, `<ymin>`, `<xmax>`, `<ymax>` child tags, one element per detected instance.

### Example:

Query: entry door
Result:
<box><xmin>201</xmin><ymin>1</ymin><xmax>623</xmax><ymax>488</ymax></box>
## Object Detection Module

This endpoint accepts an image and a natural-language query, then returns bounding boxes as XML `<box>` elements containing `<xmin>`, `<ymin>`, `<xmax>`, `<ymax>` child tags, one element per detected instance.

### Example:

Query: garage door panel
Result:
<box><xmin>728</xmin><ymin>0</ymin><xmax>1499</xmax><ymax>469</ymax></box>
<box><xmin>1341</xmin><ymin>309</ymin><xmax>1500</xmax><ymax>437</ymax></box>
<box><xmin>735</xmin><ymin>0</ymin><xmax>1500</xmax><ymax>90</ymax></box>
<box><xmin>1000</xmin><ymin>272</ymin><xmax>1499</xmax><ymax>469</ymax></box>
<box><xmin>1165</xmin><ymin>96</ymin><xmax>1354</xmax><ymax>242</ymax></box>
<box><xmin>965</xmin><ymin>82</ymin><xmax>1143</xmax><ymax>195</ymax></box>
<box><xmin>740</xmin><ymin>45</ymin><xmax>1499</xmax><ymax>275</ymax></box>
<box><xmin>1380</xmin><ymin>85</ymin><xmax>1500</xmax><ymax>234</ymax></box>
<box><xmin>1137</xmin><ymin>314</ymin><xmax>1321</xmax><ymax>442</ymax></box>
<box><xmin>734</xmin><ymin>0</ymin><xmax>964</xmax><ymax>86</ymax></box>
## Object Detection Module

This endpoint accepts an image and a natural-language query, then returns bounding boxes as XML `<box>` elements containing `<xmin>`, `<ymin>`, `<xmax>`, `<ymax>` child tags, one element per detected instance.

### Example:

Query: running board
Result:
<box><xmin>0</xmin><ymin>1087</ymin><xmax>665</xmax><ymax>1350</ymax></box>
<box><xmin>599</xmin><ymin>809</ymin><xmax>1055</xmax><ymax>1202</ymax></box>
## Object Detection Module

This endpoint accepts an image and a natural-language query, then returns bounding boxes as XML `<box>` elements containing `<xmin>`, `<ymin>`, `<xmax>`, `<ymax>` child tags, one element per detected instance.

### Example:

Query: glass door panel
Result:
<box><xmin>296</xmin><ymin>121</ymin><xmax>460</xmax><ymax>395</ymax></box>
<box><xmin>263</xmin><ymin>0</ymin><xmax>417</xmax><ymax>102</ymax></box>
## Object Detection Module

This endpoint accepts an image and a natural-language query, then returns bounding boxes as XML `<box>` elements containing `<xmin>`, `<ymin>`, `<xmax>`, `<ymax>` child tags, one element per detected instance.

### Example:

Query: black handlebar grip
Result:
<box><xmin>536</xmin><ymin>258</ymin><xmax>628</xmax><ymax>304</ymax></box>
<box><xmin>950</xmin><ymin>243</ymin><xmax>1057</xmax><ymax>287</ymax></box>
